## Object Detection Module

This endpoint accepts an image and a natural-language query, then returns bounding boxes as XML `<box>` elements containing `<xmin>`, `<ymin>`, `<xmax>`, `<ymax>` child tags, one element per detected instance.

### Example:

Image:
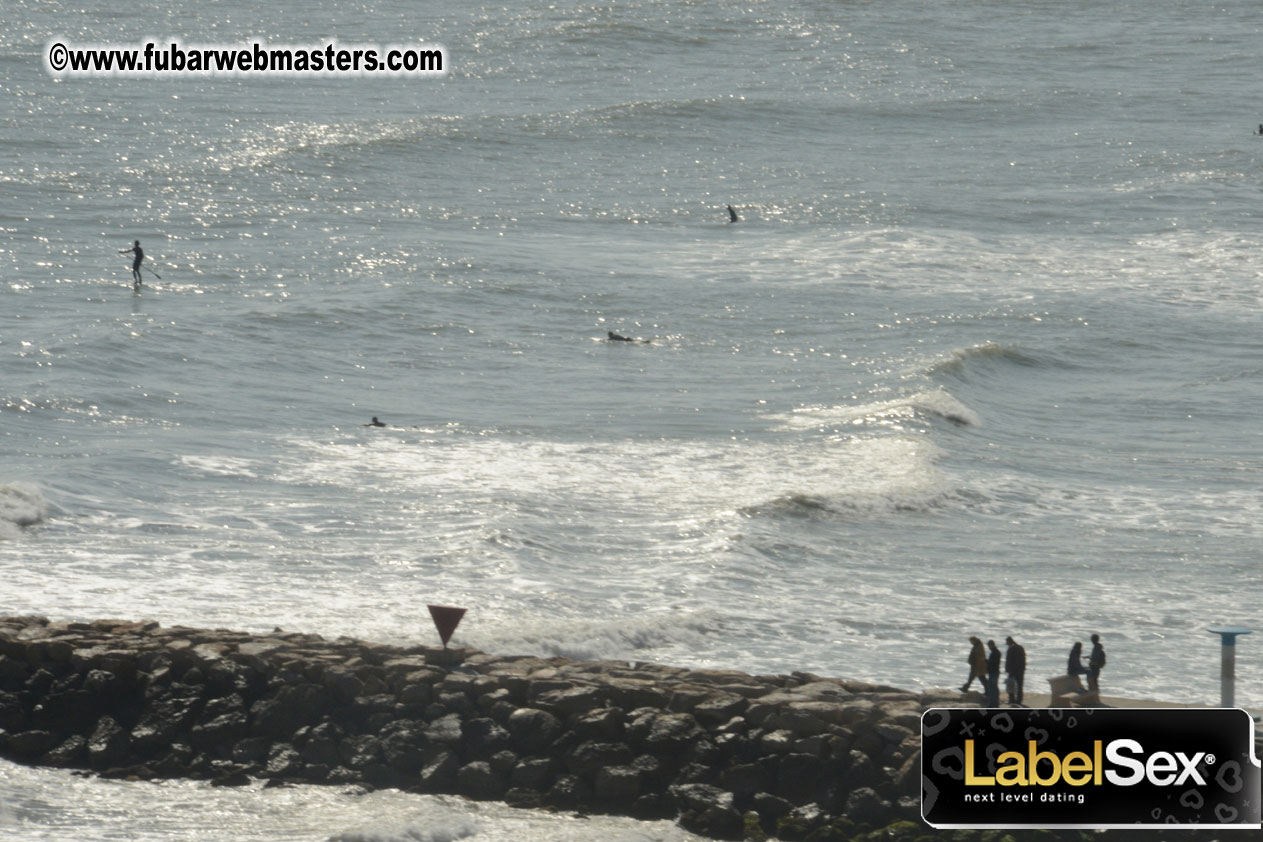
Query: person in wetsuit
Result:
<box><xmin>119</xmin><ymin>240</ymin><xmax>144</xmax><ymax>285</ymax></box>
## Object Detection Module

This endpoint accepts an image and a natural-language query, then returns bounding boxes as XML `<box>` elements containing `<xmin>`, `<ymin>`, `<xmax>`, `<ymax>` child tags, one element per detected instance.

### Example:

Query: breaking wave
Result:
<box><xmin>778</xmin><ymin>389</ymin><xmax>981</xmax><ymax>431</ymax></box>
<box><xmin>0</xmin><ymin>484</ymin><xmax>48</xmax><ymax>539</ymax></box>
<box><xmin>478</xmin><ymin>611</ymin><xmax>717</xmax><ymax>663</ymax></box>
<box><xmin>739</xmin><ymin>436</ymin><xmax>964</xmax><ymax>518</ymax></box>
<box><xmin>926</xmin><ymin>342</ymin><xmax>1043</xmax><ymax>379</ymax></box>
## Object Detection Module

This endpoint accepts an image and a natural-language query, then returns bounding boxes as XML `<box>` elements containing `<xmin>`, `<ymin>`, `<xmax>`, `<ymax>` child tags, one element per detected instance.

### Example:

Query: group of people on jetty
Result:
<box><xmin>960</xmin><ymin>634</ymin><xmax>1105</xmax><ymax>707</ymax></box>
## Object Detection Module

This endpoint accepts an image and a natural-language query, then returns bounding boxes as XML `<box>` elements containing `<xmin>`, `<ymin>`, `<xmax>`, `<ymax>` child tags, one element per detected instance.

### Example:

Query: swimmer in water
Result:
<box><xmin>364</xmin><ymin>417</ymin><xmax>387</xmax><ymax>427</ymax></box>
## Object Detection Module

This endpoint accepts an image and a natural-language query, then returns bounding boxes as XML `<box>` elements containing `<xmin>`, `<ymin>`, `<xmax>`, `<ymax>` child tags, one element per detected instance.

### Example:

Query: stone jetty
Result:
<box><xmin>0</xmin><ymin>616</ymin><xmax>1105</xmax><ymax>841</ymax></box>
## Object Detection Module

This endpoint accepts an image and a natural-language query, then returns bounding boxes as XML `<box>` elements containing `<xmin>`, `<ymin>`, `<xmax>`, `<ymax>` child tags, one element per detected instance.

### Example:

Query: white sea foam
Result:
<box><xmin>776</xmin><ymin>389</ymin><xmax>981</xmax><ymax>431</ymax></box>
<box><xmin>0</xmin><ymin>764</ymin><xmax>707</xmax><ymax>842</ymax></box>
<box><xmin>741</xmin><ymin>436</ymin><xmax>959</xmax><ymax>516</ymax></box>
<box><xmin>0</xmin><ymin>484</ymin><xmax>48</xmax><ymax>539</ymax></box>
<box><xmin>178</xmin><ymin>455</ymin><xmax>263</xmax><ymax>479</ymax></box>
<box><xmin>327</xmin><ymin>816</ymin><xmax>478</xmax><ymax>842</ymax></box>
<box><xmin>275</xmin><ymin>425</ymin><xmax>961</xmax><ymax>527</ymax></box>
<box><xmin>478</xmin><ymin>609</ymin><xmax>718</xmax><ymax>662</ymax></box>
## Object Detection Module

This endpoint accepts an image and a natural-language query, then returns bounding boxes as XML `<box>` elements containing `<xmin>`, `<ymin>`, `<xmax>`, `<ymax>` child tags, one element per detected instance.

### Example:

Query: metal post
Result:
<box><xmin>1207</xmin><ymin>626</ymin><xmax>1251</xmax><ymax>708</ymax></box>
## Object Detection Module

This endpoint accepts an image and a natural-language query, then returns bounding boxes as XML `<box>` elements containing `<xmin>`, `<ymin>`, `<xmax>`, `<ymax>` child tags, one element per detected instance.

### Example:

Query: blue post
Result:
<box><xmin>1207</xmin><ymin>626</ymin><xmax>1251</xmax><ymax>708</ymax></box>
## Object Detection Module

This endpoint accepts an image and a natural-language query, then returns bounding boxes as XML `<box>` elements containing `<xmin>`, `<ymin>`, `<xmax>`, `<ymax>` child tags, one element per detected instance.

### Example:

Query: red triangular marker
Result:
<box><xmin>427</xmin><ymin>605</ymin><xmax>466</xmax><ymax>647</ymax></box>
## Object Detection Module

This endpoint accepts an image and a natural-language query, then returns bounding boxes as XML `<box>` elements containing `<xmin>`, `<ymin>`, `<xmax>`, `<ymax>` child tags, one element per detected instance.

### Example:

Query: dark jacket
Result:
<box><xmin>1068</xmin><ymin>643</ymin><xmax>1086</xmax><ymax>676</ymax></box>
<box><xmin>968</xmin><ymin>639</ymin><xmax>986</xmax><ymax>679</ymax></box>
<box><xmin>1005</xmin><ymin>643</ymin><xmax>1026</xmax><ymax>674</ymax></box>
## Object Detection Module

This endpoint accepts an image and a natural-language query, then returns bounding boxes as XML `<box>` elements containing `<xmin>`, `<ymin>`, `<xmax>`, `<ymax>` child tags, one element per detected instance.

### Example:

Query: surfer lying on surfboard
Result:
<box><xmin>607</xmin><ymin>331</ymin><xmax>650</xmax><ymax>344</ymax></box>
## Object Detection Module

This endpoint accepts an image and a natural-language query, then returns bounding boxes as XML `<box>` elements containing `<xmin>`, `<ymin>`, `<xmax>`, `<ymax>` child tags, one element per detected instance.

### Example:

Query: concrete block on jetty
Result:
<box><xmin>0</xmin><ymin>616</ymin><xmax>1111</xmax><ymax>841</ymax></box>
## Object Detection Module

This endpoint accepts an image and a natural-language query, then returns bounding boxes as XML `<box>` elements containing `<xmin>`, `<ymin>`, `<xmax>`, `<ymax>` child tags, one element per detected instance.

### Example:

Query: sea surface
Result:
<box><xmin>2</xmin><ymin>0</ymin><xmax>1261</xmax><ymax>838</ymax></box>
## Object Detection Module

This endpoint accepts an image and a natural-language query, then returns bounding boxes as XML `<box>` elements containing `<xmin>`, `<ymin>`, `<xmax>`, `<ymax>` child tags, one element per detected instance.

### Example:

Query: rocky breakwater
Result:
<box><xmin>0</xmin><ymin>616</ymin><xmax>941</xmax><ymax>840</ymax></box>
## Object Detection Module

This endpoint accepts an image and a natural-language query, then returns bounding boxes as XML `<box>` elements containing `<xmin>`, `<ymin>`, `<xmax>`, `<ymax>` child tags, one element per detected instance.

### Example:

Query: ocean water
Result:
<box><xmin>2</xmin><ymin>0</ymin><xmax>1261</xmax><ymax>838</ymax></box>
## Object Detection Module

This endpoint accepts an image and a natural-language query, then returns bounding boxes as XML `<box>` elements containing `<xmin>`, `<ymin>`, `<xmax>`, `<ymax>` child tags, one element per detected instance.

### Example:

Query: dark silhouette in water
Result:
<box><xmin>119</xmin><ymin>240</ymin><xmax>144</xmax><ymax>286</ymax></box>
<box><xmin>727</xmin><ymin>204</ymin><xmax>740</xmax><ymax>223</ymax></box>
<box><xmin>607</xmin><ymin>331</ymin><xmax>649</xmax><ymax>344</ymax></box>
<box><xmin>364</xmin><ymin>417</ymin><xmax>387</xmax><ymax>427</ymax></box>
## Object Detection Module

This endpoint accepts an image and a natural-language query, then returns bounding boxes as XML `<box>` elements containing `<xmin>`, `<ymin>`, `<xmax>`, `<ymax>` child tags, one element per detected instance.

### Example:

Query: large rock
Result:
<box><xmin>0</xmin><ymin>691</ymin><xmax>24</xmax><ymax>732</ymax></box>
<box><xmin>627</xmin><ymin>710</ymin><xmax>705</xmax><ymax>755</ymax></box>
<box><xmin>774</xmin><ymin>752</ymin><xmax>832</xmax><ymax>804</ymax></box>
<box><xmin>87</xmin><ymin>715</ymin><xmax>131</xmax><ymax>770</ymax></box>
<box><xmin>510</xmin><ymin>756</ymin><xmax>555</xmax><ymax>790</ymax></box>
<box><xmin>8</xmin><ymin>730</ymin><xmax>59</xmax><ymax>760</ymax></box>
<box><xmin>339</xmin><ymin>734</ymin><xmax>383</xmax><ymax>769</ymax></box>
<box><xmin>250</xmin><ymin>683</ymin><xmax>327</xmax><ymax>739</ymax></box>
<box><xmin>44</xmin><ymin>734</ymin><xmax>88</xmax><ymax>767</ymax></box>
<box><xmin>843</xmin><ymin>786</ymin><xmax>891</xmax><ymax>826</ymax></box>
<box><xmin>190</xmin><ymin>711</ymin><xmax>249</xmax><ymax>754</ymax></box>
<box><xmin>378</xmin><ymin>720</ymin><xmax>427</xmax><ymax>773</ymax></box>
<box><xmin>131</xmin><ymin>693</ymin><xmax>204</xmax><ymax>754</ymax></box>
<box><xmin>566</xmin><ymin>740</ymin><xmax>634</xmax><ymax>776</ymax></box>
<box><xmin>463</xmin><ymin>716</ymin><xmax>511</xmax><ymax>758</ymax></box>
<box><xmin>456</xmin><ymin>760</ymin><xmax>507</xmax><ymax>799</ymax></box>
<box><xmin>506</xmin><ymin>707</ymin><xmax>561</xmax><ymax>753</ymax></box>
<box><xmin>30</xmin><ymin>689</ymin><xmax>99</xmax><ymax>735</ymax></box>
<box><xmin>692</xmin><ymin>693</ymin><xmax>747</xmax><ymax>725</ymax></box>
<box><xmin>671</xmin><ymin>783</ymin><xmax>744</xmax><ymax>841</ymax></box>
<box><xmin>532</xmin><ymin>684</ymin><xmax>607</xmax><ymax>715</ymax></box>
<box><xmin>266</xmin><ymin>743</ymin><xmax>303</xmax><ymax>778</ymax></box>
<box><xmin>594</xmin><ymin>764</ymin><xmax>642</xmax><ymax>807</ymax></box>
<box><xmin>419</xmin><ymin>749</ymin><xmax>460</xmax><ymax>791</ymax></box>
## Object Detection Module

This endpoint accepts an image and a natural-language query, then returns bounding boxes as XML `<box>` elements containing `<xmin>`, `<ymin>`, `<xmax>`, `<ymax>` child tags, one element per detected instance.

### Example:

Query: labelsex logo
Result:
<box><xmin>922</xmin><ymin>708</ymin><xmax>1260</xmax><ymax>829</ymax></box>
<box><xmin>964</xmin><ymin>738</ymin><xmax>1210</xmax><ymax>787</ymax></box>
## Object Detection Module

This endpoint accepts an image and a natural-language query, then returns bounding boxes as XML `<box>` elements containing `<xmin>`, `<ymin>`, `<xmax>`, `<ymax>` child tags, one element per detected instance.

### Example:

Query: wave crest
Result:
<box><xmin>480</xmin><ymin>612</ymin><xmax>716</xmax><ymax>663</ymax></box>
<box><xmin>780</xmin><ymin>389</ymin><xmax>981</xmax><ymax>430</ymax></box>
<box><xmin>0</xmin><ymin>484</ymin><xmax>48</xmax><ymax>539</ymax></box>
<box><xmin>740</xmin><ymin>436</ymin><xmax>960</xmax><ymax>518</ymax></box>
<box><xmin>927</xmin><ymin>342</ymin><xmax>1042</xmax><ymax>379</ymax></box>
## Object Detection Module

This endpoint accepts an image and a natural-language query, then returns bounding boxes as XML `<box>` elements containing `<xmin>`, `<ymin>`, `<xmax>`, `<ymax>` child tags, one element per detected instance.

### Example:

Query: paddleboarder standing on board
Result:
<box><xmin>119</xmin><ymin>240</ymin><xmax>144</xmax><ymax>286</ymax></box>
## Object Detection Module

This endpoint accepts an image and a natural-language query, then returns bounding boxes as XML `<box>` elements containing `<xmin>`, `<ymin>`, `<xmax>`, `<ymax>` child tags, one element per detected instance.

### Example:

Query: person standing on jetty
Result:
<box><xmin>984</xmin><ymin>639</ymin><xmax>1002</xmax><ymax>707</ymax></box>
<box><xmin>960</xmin><ymin>636</ymin><xmax>987</xmax><ymax>692</ymax></box>
<box><xmin>1004</xmin><ymin>636</ymin><xmax>1026</xmax><ymax>705</ymax></box>
<box><xmin>1087</xmin><ymin>633</ymin><xmax>1106</xmax><ymax>692</ymax></box>
<box><xmin>1067</xmin><ymin>641</ymin><xmax>1087</xmax><ymax>678</ymax></box>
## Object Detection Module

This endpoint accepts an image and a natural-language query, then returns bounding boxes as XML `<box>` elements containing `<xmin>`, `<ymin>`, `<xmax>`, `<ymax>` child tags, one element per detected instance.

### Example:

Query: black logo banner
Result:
<box><xmin>922</xmin><ymin>708</ymin><xmax>1260</xmax><ymax>828</ymax></box>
